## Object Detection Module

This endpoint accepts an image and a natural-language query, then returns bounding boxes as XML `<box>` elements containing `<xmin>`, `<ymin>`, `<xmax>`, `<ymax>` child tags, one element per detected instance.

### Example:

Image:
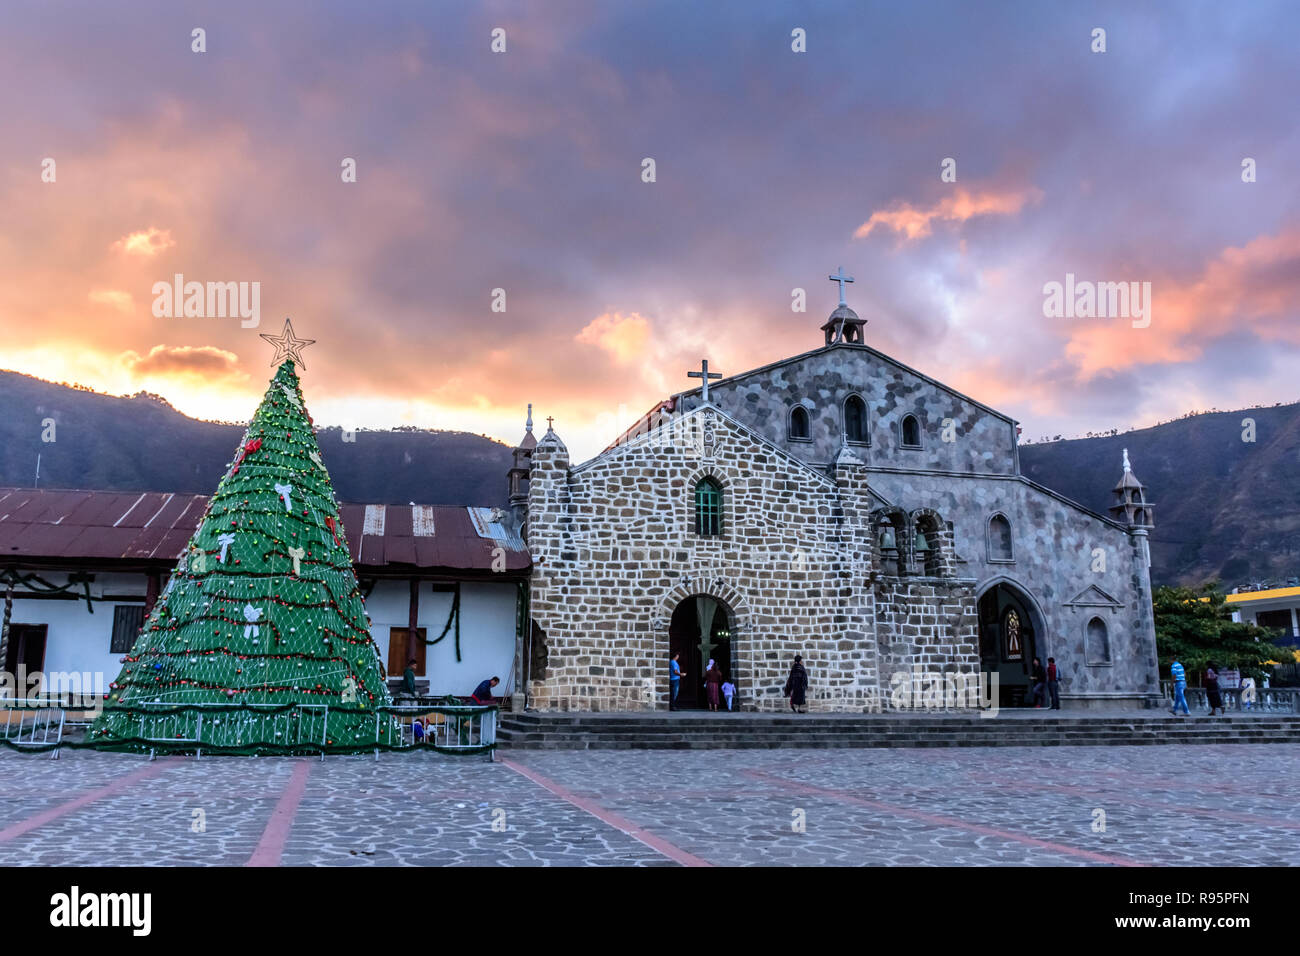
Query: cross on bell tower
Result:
<box><xmin>820</xmin><ymin>267</ymin><xmax>867</xmax><ymax>346</ymax></box>
<box><xmin>829</xmin><ymin>266</ymin><xmax>854</xmax><ymax>306</ymax></box>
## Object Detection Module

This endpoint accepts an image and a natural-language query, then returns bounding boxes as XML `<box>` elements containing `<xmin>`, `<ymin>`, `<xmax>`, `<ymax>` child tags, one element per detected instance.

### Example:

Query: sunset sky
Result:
<box><xmin>2</xmin><ymin>0</ymin><xmax>1298</xmax><ymax>464</ymax></box>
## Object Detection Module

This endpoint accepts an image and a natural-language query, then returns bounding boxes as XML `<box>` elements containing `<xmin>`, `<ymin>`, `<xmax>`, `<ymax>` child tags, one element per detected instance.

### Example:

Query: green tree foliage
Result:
<box><xmin>1153</xmin><ymin>584</ymin><xmax>1291</xmax><ymax>681</ymax></box>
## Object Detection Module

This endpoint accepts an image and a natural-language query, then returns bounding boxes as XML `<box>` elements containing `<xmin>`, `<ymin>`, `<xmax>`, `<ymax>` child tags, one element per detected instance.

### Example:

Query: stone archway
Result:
<box><xmin>660</xmin><ymin>578</ymin><xmax>750</xmax><ymax>710</ymax></box>
<box><xmin>976</xmin><ymin>576</ymin><xmax>1049</xmax><ymax>707</ymax></box>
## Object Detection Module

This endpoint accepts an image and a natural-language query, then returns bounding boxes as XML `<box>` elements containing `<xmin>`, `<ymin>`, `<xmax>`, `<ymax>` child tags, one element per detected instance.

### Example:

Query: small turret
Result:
<box><xmin>508</xmin><ymin>404</ymin><xmax>537</xmax><ymax>523</ymax></box>
<box><xmin>1108</xmin><ymin>448</ymin><xmax>1154</xmax><ymax>529</ymax></box>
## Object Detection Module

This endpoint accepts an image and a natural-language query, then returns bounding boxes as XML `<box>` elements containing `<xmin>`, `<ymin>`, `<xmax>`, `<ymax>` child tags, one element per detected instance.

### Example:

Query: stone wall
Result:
<box><xmin>865</xmin><ymin>469</ymin><xmax>1161</xmax><ymax>705</ymax></box>
<box><xmin>523</xmin><ymin>382</ymin><xmax>1160</xmax><ymax>711</ymax></box>
<box><xmin>525</xmin><ymin>410</ymin><xmax>902</xmax><ymax>712</ymax></box>
<box><xmin>676</xmin><ymin>343</ymin><xmax>1020</xmax><ymax>476</ymax></box>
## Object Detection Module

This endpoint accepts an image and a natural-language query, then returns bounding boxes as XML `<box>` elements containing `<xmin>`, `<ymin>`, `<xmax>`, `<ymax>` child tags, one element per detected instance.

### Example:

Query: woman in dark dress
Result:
<box><xmin>1205</xmin><ymin>663</ymin><xmax>1224</xmax><ymax>716</ymax></box>
<box><xmin>784</xmin><ymin>655</ymin><xmax>808</xmax><ymax>714</ymax></box>
<box><xmin>705</xmin><ymin>659</ymin><xmax>723</xmax><ymax>711</ymax></box>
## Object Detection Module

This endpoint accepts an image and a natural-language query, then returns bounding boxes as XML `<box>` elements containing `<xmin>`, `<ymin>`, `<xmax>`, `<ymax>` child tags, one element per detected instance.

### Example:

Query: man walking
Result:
<box><xmin>1170</xmin><ymin>656</ymin><xmax>1190</xmax><ymax>716</ymax></box>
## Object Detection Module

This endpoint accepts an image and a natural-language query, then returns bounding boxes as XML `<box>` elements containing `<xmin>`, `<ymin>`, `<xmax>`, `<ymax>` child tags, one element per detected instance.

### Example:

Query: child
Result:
<box><xmin>721</xmin><ymin>678</ymin><xmax>736</xmax><ymax>711</ymax></box>
<box><xmin>412</xmin><ymin>718</ymin><xmax>425</xmax><ymax>743</ymax></box>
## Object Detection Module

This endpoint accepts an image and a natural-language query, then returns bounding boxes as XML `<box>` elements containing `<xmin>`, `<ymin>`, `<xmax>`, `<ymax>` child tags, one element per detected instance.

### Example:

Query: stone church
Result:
<box><xmin>508</xmin><ymin>273</ymin><xmax>1162</xmax><ymax>712</ymax></box>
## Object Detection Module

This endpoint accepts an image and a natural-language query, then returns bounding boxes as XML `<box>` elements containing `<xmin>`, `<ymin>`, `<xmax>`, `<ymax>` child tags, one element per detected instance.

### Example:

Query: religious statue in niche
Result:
<box><xmin>1002</xmin><ymin>607</ymin><xmax>1023</xmax><ymax>661</ymax></box>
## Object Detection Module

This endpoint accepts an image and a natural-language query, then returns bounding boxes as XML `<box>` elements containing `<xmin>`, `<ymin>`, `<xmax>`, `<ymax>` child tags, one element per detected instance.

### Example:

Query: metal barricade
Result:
<box><xmin>136</xmin><ymin>703</ymin><xmax>331</xmax><ymax>759</ymax></box>
<box><xmin>383</xmin><ymin>705</ymin><xmax>496</xmax><ymax>757</ymax></box>
<box><xmin>1</xmin><ymin>698</ymin><xmax>66</xmax><ymax>758</ymax></box>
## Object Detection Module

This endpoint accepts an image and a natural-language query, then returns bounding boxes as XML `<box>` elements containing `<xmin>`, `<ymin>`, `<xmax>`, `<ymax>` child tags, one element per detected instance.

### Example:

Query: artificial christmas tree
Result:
<box><xmin>92</xmin><ymin>328</ymin><xmax>397</xmax><ymax>753</ymax></box>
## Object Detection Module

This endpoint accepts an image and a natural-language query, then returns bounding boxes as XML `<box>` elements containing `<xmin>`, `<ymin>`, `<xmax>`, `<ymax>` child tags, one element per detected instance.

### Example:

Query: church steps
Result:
<box><xmin>496</xmin><ymin>713</ymin><xmax>1300</xmax><ymax>749</ymax></box>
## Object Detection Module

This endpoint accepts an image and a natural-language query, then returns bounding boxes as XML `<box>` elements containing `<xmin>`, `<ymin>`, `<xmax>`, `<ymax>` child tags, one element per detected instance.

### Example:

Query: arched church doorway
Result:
<box><xmin>668</xmin><ymin>596</ymin><xmax>733</xmax><ymax>710</ymax></box>
<box><xmin>977</xmin><ymin>582</ymin><xmax>1043</xmax><ymax>707</ymax></box>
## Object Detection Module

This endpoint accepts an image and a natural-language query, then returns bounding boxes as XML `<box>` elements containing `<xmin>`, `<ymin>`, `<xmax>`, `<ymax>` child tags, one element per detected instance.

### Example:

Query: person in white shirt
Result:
<box><xmin>721</xmin><ymin>679</ymin><xmax>736</xmax><ymax>711</ymax></box>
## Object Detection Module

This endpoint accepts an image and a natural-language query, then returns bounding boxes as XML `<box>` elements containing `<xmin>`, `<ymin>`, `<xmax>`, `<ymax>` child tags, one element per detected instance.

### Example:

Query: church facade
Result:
<box><xmin>511</xmin><ymin>277</ymin><xmax>1162</xmax><ymax>713</ymax></box>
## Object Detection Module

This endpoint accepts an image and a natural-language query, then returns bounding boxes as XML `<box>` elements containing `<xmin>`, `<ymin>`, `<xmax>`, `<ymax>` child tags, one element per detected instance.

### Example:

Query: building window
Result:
<box><xmin>694</xmin><ymin>478</ymin><xmax>722</xmax><ymax>536</ymax></box>
<box><xmin>110</xmin><ymin>604</ymin><xmax>146</xmax><ymax>654</ymax></box>
<box><xmin>901</xmin><ymin>414</ymin><xmax>921</xmax><ymax>447</ymax></box>
<box><xmin>844</xmin><ymin>395</ymin><xmax>868</xmax><ymax>444</ymax></box>
<box><xmin>1086</xmin><ymin>616</ymin><xmax>1112</xmax><ymax>665</ymax></box>
<box><xmin>987</xmin><ymin>513</ymin><xmax>1014</xmax><ymax>562</ymax></box>
<box><xmin>789</xmin><ymin>405</ymin><xmax>810</xmax><ymax>441</ymax></box>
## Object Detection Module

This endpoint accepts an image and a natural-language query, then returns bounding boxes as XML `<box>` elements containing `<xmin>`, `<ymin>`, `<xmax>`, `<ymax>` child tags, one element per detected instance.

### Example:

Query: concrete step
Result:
<box><xmin>496</xmin><ymin>712</ymin><xmax>1300</xmax><ymax>750</ymax></box>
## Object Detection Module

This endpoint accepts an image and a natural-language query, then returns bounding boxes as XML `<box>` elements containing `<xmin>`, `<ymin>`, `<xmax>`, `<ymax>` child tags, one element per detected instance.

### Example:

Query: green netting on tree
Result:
<box><xmin>91</xmin><ymin>359</ymin><xmax>395</xmax><ymax>752</ymax></box>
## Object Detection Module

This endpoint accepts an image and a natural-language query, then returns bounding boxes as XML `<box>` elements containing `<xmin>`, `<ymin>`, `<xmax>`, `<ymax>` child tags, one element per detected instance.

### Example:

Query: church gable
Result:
<box><xmin>1063</xmin><ymin>584</ymin><xmax>1125</xmax><ymax>608</ymax></box>
<box><xmin>678</xmin><ymin>345</ymin><xmax>1020</xmax><ymax>476</ymax></box>
<box><xmin>575</xmin><ymin>403</ymin><xmax>839</xmax><ymax>493</ymax></box>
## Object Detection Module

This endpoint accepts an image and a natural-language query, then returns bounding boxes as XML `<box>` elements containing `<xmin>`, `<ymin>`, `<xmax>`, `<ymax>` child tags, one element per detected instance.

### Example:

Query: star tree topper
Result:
<box><xmin>259</xmin><ymin>318</ymin><xmax>316</xmax><ymax>368</ymax></box>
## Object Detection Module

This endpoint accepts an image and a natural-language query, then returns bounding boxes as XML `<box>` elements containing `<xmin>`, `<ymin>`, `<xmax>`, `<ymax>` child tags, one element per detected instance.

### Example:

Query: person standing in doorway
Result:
<box><xmin>669</xmin><ymin>652</ymin><xmax>685</xmax><ymax>711</ymax></box>
<box><xmin>705</xmin><ymin>658</ymin><xmax>723</xmax><ymax>712</ymax></box>
<box><xmin>1046</xmin><ymin>657</ymin><xmax>1061</xmax><ymax>710</ymax></box>
<box><xmin>402</xmin><ymin>657</ymin><xmax>418</xmax><ymax>699</ymax></box>
<box><xmin>721</xmin><ymin>676</ymin><xmax>736</xmax><ymax>712</ymax></box>
<box><xmin>1170</xmin><ymin>656</ymin><xmax>1190</xmax><ymax>716</ymax></box>
<box><xmin>784</xmin><ymin>655</ymin><xmax>809</xmax><ymax>714</ymax></box>
<box><xmin>1030</xmin><ymin>657</ymin><xmax>1046</xmax><ymax>708</ymax></box>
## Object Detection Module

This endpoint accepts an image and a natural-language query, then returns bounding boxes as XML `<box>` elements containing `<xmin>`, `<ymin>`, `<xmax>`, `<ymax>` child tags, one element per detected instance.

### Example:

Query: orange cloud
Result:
<box><xmin>575</xmin><ymin>311</ymin><xmax>652</xmax><ymax>364</ymax></box>
<box><xmin>88</xmin><ymin>289</ymin><xmax>134</xmax><ymax>312</ymax></box>
<box><xmin>854</xmin><ymin>186</ymin><xmax>1043</xmax><ymax>240</ymax></box>
<box><xmin>120</xmin><ymin>344</ymin><xmax>243</xmax><ymax>381</ymax></box>
<box><xmin>111</xmin><ymin>227</ymin><xmax>175</xmax><ymax>257</ymax></box>
<box><xmin>1065</xmin><ymin>227</ymin><xmax>1300</xmax><ymax>378</ymax></box>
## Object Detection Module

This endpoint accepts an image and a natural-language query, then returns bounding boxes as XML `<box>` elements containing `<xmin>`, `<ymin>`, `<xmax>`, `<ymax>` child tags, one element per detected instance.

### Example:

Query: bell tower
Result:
<box><xmin>1108</xmin><ymin>448</ymin><xmax>1154</xmax><ymax>529</ymax></box>
<box><xmin>820</xmin><ymin>267</ymin><xmax>867</xmax><ymax>345</ymax></box>
<box><xmin>507</xmin><ymin>404</ymin><xmax>537</xmax><ymax>526</ymax></box>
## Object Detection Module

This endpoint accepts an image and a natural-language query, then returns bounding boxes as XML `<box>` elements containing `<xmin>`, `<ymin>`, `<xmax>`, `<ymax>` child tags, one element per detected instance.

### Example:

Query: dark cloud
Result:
<box><xmin>0</xmin><ymin>0</ymin><xmax>1297</xmax><ymax>459</ymax></box>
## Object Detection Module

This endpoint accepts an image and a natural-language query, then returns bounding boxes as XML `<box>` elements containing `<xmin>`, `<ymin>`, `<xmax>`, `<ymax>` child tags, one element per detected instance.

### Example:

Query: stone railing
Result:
<box><xmin>1161</xmin><ymin>682</ymin><xmax>1300</xmax><ymax>713</ymax></box>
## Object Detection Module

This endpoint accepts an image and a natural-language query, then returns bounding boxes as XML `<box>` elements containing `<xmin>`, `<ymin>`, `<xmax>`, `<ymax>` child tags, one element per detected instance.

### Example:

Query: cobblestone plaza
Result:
<box><xmin>0</xmin><ymin>744</ymin><xmax>1295</xmax><ymax>866</ymax></box>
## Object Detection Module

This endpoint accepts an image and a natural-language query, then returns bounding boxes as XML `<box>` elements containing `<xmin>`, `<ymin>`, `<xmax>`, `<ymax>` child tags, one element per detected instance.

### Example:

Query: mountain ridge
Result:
<box><xmin>4</xmin><ymin>368</ymin><xmax>1297</xmax><ymax>587</ymax></box>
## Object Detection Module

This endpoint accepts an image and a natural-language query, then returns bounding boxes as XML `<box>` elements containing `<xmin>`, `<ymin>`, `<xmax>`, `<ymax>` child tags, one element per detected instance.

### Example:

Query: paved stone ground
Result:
<box><xmin>0</xmin><ymin>744</ymin><xmax>1295</xmax><ymax>866</ymax></box>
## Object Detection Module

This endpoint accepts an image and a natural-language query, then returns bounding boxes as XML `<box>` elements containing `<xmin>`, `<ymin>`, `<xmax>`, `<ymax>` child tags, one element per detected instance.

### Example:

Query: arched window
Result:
<box><xmin>694</xmin><ymin>478</ymin><xmax>722</xmax><ymax>537</ymax></box>
<box><xmin>914</xmin><ymin>512</ymin><xmax>943</xmax><ymax>576</ymax></box>
<box><xmin>901</xmin><ymin>414</ymin><xmax>921</xmax><ymax>447</ymax></box>
<box><xmin>1086</xmin><ymin>617</ymin><xmax>1112</xmax><ymax>664</ymax></box>
<box><xmin>844</xmin><ymin>395</ymin><xmax>868</xmax><ymax>444</ymax></box>
<box><xmin>789</xmin><ymin>405</ymin><xmax>810</xmax><ymax>441</ymax></box>
<box><xmin>987</xmin><ymin>514</ymin><xmax>1013</xmax><ymax>562</ymax></box>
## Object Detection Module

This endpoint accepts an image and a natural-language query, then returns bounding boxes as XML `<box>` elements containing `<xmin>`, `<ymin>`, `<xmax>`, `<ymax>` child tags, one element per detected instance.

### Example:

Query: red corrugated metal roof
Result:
<box><xmin>0</xmin><ymin>488</ymin><xmax>529</xmax><ymax>573</ymax></box>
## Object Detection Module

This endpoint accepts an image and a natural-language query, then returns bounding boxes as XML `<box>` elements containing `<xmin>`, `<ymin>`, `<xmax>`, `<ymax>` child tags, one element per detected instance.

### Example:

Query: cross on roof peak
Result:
<box><xmin>829</xmin><ymin>267</ymin><xmax>854</xmax><ymax>307</ymax></box>
<box><xmin>688</xmin><ymin>359</ymin><xmax>722</xmax><ymax>402</ymax></box>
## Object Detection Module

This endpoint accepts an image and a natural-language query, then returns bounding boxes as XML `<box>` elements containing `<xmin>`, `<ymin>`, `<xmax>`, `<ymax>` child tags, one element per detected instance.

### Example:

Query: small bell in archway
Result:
<box><xmin>914</xmin><ymin>530</ymin><xmax>930</xmax><ymax>553</ymax></box>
